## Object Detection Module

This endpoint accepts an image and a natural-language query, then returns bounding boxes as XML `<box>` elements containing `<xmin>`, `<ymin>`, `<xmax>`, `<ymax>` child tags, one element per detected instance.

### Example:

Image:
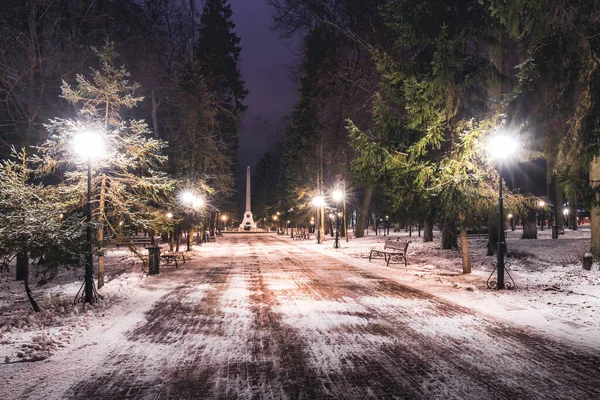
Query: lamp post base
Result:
<box><xmin>74</xmin><ymin>278</ymin><xmax>103</xmax><ymax>304</ymax></box>
<box><xmin>486</xmin><ymin>261</ymin><xmax>516</xmax><ymax>290</ymax></box>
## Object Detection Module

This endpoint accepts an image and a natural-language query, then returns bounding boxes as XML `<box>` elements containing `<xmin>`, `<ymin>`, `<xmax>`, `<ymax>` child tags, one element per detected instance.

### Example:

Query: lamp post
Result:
<box><xmin>181</xmin><ymin>191</ymin><xmax>204</xmax><ymax>249</ymax></box>
<box><xmin>332</xmin><ymin>190</ymin><xmax>344</xmax><ymax>248</ymax></box>
<box><xmin>488</xmin><ymin>134</ymin><xmax>518</xmax><ymax>290</ymax></box>
<box><xmin>312</xmin><ymin>196</ymin><xmax>325</xmax><ymax>243</ymax></box>
<box><xmin>538</xmin><ymin>200</ymin><xmax>546</xmax><ymax>231</ymax></box>
<box><xmin>72</xmin><ymin>129</ymin><xmax>105</xmax><ymax>304</ymax></box>
<box><xmin>221</xmin><ymin>215</ymin><xmax>228</xmax><ymax>232</ymax></box>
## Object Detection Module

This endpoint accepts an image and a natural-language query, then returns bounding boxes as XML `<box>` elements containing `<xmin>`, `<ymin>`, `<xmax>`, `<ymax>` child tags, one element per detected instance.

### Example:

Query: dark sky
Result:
<box><xmin>228</xmin><ymin>0</ymin><xmax>298</xmax><ymax>171</ymax></box>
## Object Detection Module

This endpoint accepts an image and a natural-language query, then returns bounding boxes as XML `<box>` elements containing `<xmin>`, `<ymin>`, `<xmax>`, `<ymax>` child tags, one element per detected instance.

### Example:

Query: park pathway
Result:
<box><xmin>63</xmin><ymin>235</ymin><xmax>600</xmax><ymax>399</ymax></box>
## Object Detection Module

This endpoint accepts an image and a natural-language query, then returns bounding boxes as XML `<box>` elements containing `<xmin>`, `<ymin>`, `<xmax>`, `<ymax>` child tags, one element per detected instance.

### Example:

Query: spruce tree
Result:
<box><xmin>34</xmin><ymin>43</ymin><xmax>176</xmax><ymax>289</ymax></box>
<box><xmin>195</xmin><ymin>0</ymin><xmax>247</xmax><ymax>164</ymax></box>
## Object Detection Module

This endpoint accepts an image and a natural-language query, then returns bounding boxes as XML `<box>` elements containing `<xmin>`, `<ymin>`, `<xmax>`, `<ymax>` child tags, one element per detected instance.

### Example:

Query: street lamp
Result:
<box><xmin>312</xmin><ymin>196</ymin><xmax>326</xmax><ymax>244</ymax></box>
<box><xmin>72</xmin><ymin>129</ymin><xmax>105</xmax><ymax>304</ymax></box>
<box><xmin>332</xmin><ymin>190</ymin><xmax>344</xmax><ymax>248</ymax></box>
<box><xmin>488</xmin><ymin>134</ymin><xmax>518</xmax><ymax>290</ymax></box>
<box><xmin>221</xmin><ymin>215</ymin><xmax>228</xmax><ymax>231</ymax></box>
<box><xmin>538</xmin><ymin>200</ymin><xmax>546</xmax><ymax>231</ymax></box>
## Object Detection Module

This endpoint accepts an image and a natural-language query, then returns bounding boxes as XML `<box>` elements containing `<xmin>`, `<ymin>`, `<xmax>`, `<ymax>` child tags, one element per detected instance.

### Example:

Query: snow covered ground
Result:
<box><xmin>304</xmin><ymin>225</ymin><xmax>600</xmax><ymax>347</ymax></box>
<box><xmin>0</xmin><ymin>228</ymin><xmax>598</xmax><ymax>399</ymax></box>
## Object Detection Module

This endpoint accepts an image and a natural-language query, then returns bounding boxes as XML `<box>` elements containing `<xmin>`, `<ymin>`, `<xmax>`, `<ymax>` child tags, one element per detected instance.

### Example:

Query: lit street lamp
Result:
<box><xmin>538</xmin><ymin>200</ymin><xmax>546</xmax><ymax>231</ymax></box>
<box><xmin>180</xmin><ymin>191</ymin><xmax>204</xmax><ymax>249</ymax></box>
<box><xmin>221</xmin><ymin>215</ymin><xmax>228</xmax><ymax>231</ymax></box>
<box><xmin>332</xmin><ymin>190</ymin><xmax>344</xmax><ymax>248</ymax></box>
<box><xmin>488</xmin><ymin>134</ymin><xmax>518</xmax><ymax>290</ymax></box>
<box><xmin>312</xmin><ymin>196</ymin><xmax>325</xmax><ymax>243</ymax></box>
<box><xmin>72</xmin><ymin>129</ymin><xmax>105</xmax><ymax>304</ymax></box>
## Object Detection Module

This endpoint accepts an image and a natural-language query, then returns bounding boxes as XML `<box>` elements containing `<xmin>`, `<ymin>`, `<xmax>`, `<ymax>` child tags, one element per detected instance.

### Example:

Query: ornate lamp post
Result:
<box><xmin>488</xmin><ymin>134</ymin><xmax>518</xmax><ymax>290</ymax></box>
<box><xmin>181</xmin><ymin>191</ymin><xmax>204</xmax><ymax>249</ymax></box>
<box><xmin>312</xmin><ymin>196</ymin><xmax>325</xmax><ymax>244</ymax></box>
<box><xmin>221</xmin><ymin>215</ymin><xmax>228</xmax><ymax>232</ymax></box>
<box><xmin>72</xmin><ymin>129</ymin><xmax>105</xmax><ymax>304</ymax></box>
<box><xmin>538</xmin><ymin>200</ymin><xmax>546</xmax><ymax>231</ymax></box>
<box><xmin>332</xmin><ymin>190</ymin><xmax>344</xmax><ymax>248</ymax></box>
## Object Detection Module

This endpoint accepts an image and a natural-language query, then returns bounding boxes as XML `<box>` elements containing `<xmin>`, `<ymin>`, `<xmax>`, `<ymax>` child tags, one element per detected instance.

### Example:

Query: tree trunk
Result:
<box><xmin>568</xmin><ymin>200</ymin><xmax>578</xmax><ymax>230</ymax></box>
<box><xmin>441</xmin><ymin>220</ymin><xmax>457</xmax><ymax>249</ymax></box>
<box><xmin>459</xmin><ymin>210</ymin><xmax>471</xmax><ymax>274</ymax></box>
<box><xmin>487</xmin><ymin>208</ymin><xmax>499</xmax><ymax>255</ymax></box>
<box><xmin>423</xmin><ymin>217</ymin><xmax>434</xmax><ymax>242</ymax></box>
<box><xmin>521</xmin><ymin>207</ymin><xmax>538</xmax><ymax>239</ymax></box>
<box><xmin>16</xmin><ymin>246</ymin><xmax>27</xmax><ymax>281</ymax></box>
<box><xmin>590</xmin><ymin>155</ymin><xmax>600</xmax><ymax>256</ymax></box>
<box><xmin>355</xmin><ymin>185</ymin><xmax>373</xmax><ymax>238</ymax></box>
<box><xmin>18</xmin><ymin>248</ymin><xmax>40</xmax><ymax>312</ymax></box>
<box><xmin>549</xmin><ymin>174</ymin><xmax>564</xmax><ymax>231</ymax></box>
<box><xmin>97</xmin><ymin>175</ymin><xmax>107</xmax><ymax>289</ymax></box>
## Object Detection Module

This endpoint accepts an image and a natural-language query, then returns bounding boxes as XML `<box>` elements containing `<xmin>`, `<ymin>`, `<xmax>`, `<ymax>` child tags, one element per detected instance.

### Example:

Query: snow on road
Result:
<box><xmin>1</xmin><ymin>233</ymin><xmax>600</xmax><ymax>399</ymax></box>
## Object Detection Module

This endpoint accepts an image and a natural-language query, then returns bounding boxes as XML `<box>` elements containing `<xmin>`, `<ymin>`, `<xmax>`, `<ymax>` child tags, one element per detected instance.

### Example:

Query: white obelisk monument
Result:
<box><xmin>239</xmin><ymin>166</ymin><xmax>256</xmax><ymax>229</ymax></box>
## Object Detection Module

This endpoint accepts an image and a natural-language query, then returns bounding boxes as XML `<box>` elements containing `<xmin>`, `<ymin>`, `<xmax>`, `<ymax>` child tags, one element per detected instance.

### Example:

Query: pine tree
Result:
<box><xmin>0</xmin><ymin>148</ymin><xmax>83</xmax><ymax>311</ymax></box>
<box><xmin>195</xmin><ymin>0</ymin><xmax>247</xmax><ymax>164</ymax></box>
<box><xmin>33</xmin><ymin>42</ymin><xmax>176</xmax><ymax>288</ymax></box>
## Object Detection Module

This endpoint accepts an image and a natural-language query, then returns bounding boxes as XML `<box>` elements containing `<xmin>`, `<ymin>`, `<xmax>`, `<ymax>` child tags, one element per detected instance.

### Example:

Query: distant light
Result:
<box><xmin>181</xmin><ymin>191</ymin><xmax>194</xmax><ymax>204</ymax></box>
<box><xmin>119</xmin><ymin>220</ymin><xmax>123</xmax><ymax>226</ymax></box>
<box><xmin>72</xmin><ymin>130</ymin><xmax>105</xmax><ymax>160</ymax></box>
<box><xmin>273</xmin><ymin>215</ymin><xmax>278</xmax><ymax>221</ymax></box>
<box><xmin>276</xmin><ymin>211</ymin><xmax>280</xmax><ymax>215</ymax></box>
<box><xmin>166</xmin><ymin>212</ymin><xmax>173</xmax><ymax>219</ymax></box>
<box><xmin>192</xmin><ymin>197</ymin><xmax>204</xmax><ymax>209</ymax></box>
<box><xmin>59</xmin><ymin>213</ymin><xmax>64</xmax><ymax>220</ymax></box>
<box><xmin>221</xmin><ymin>215</ymin><xmax>227</xmax><ymax>221</ymax></box>
<box><xmin>488</xmin><ymin>134</ymin><xmax>518</xmax><ymax>160</ymax></box>
<box><xmin>312</xmin><ymin>196</ymin><xmax>326</xmax><ymax>207</ymax></box>
<box><xmin>539</xmin><ymin>200</ymin><xmax>546</xmax><ymax>208</ymax></box>
<box><xmin>287</xmin><ymin>220</ymin><xmax>290</xmax><ymax>223</ymax></box>
<box><xmin>332</xmin><ymin>190</ymin><xmax>344</xmax><ymax>202</ymax></box>
<box><xmin>563</xmin><ymin>208</ymin><xmax>569</xmax><ymax>216</ymax></box>
<box><xmin>507</xmin><ymin>214</ymin><xmax>513</xmax><ymax>219</ymax></box>
<box><xmin>329</xmin><ymin>213</ymin><xmax>335</xmax><ymax>219</ymax></box>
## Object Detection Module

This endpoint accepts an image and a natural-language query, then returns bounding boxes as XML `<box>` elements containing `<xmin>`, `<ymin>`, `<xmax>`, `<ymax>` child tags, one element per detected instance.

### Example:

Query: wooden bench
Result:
<box><xmin>115</xmin><ymin>237</ymin><xmax>153</xmax><ymax>248</ymax></box>
<box><xmin>369</xmin><ymin>239</ymin><xmax>410</xmax><ymax>267</ymax></box>
<box><xmin>293</xmin><ymin>234</ymin><xmax>304</xmax><ymax>241</ymax></box>
<box><xmin>160</xmin><ymin>251</ymin><xmax>186</xmax><ymax>268</ymax></box>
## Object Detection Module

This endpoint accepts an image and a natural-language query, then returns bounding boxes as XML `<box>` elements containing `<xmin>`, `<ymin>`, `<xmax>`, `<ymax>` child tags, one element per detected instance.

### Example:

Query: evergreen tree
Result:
<box><xmin>33</xmin><ymin>43</ymin><xmax>176</xmax><ymax>288</ymax></box>
<box><xmin>0</xmin><ymin>148</ymin><xmax>83</xmax><ymax>311</ymax></box>
<box><xmin>195</xmin><ymin>0</ymin><xmax>247</xmax><ymax>163</ymax></box>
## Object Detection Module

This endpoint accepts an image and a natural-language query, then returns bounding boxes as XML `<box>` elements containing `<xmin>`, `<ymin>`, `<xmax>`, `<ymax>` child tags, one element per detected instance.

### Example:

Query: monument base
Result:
<box><xmin>239</xmin><ymin>211</ymin><xmax>256</xmax><ymax>230</ymax></box>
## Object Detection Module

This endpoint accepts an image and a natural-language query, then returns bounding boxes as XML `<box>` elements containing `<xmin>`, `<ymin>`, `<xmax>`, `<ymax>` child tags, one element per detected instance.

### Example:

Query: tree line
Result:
<box><xmin>252</xmin><ymin>0</ymin><xmax>600</xmax><ymax>270</ymax></box>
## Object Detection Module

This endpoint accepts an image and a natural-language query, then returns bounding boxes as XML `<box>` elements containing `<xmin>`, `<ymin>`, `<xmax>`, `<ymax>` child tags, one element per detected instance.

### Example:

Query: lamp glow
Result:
<box><xmin>312</xmin><ymin>196</ymin><xmax>326</xmax><ymax>208</ymax></box>
<box><xmin>192</xmin><ymin>197</ymin><xmax>204</xmax><ymax>210</ymax></box>
<box><xmin>563</xmin><ymin>208</ymin><xmax>569</xmax><ymax>216</ymax></box>
<box><xmin>539</xmin><ymin>200</ymin><xmax>546</xmax><ymax>208</ymax></box>
<box><xmin>332</xmin><ymin>190</ymin><xmax>344</xmax><ymax>202</ymax></box>
<box><xmin>166</xmin><ymin>212</ymin><xmax>173</xmax><ymax>219</ymax></box>
<box><xmin>73</xmin><ymin>130</ymin><xmax>105</xmax><ymax>160</ymax></box>
<box><xmin>488</xmin><ymin>135</ymin><xmax>518</xmax><ymax>160</ymax></box>
<box><xmin>182</xmin><ymin>191</ymin><xmax>194</xmax><ymax>204</ymax></box>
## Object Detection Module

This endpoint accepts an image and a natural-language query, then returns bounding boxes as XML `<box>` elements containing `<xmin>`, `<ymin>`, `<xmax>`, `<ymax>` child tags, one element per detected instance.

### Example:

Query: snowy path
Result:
<box><xmin>6</xmin><ymin>234</ymin><xmax>600</xmax><ymax>399</ymax></box>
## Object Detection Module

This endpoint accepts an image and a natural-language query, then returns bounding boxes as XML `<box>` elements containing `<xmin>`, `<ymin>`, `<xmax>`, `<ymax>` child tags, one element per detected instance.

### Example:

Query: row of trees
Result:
<box><xmin>253</xmin><ymin>0</ymin><xmax>600</xmax><ymax>269</ymax></box>
<box><xmin>0</xmin><ymin>0</ymin><xmax>247</xmax><ymax>307</ymax></box>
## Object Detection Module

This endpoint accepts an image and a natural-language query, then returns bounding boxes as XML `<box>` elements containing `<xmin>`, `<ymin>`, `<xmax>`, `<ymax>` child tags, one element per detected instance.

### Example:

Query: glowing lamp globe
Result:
<box><xmin>488</xmin><ymin>135</ymin><xmax>518</xmax><ymax>161</ymax></box>
<box><xmin>73</xmin><ymin>130</ymin><xmax>105</xmax><ymax>160</ymax></box>
<box><xmin>192</xmin><ymin>197</ymin><xmax>204</xmax><ymax>209</ymax></box>
<box><xmin>182</xmin><ymin>191</ymin><xmax>194</xmax><ymax>204</ymax></box>
<box><xmin>332</xmin><ymin>190</ymin><xmax>344</xmax><ymax>202</ymax></box>
<box><xmin>312</xmin><ymin>196</ymin><xmax>326</xmax><ymax>208</ymax></box>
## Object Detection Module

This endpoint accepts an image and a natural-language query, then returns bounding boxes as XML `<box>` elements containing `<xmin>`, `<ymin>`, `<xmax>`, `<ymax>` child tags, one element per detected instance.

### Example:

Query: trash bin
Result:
<box><xmin>147</xmin><ymin>245</ymin><xmax>160</xmax><ymax>275</ymax></box>
<box><xmin>551</xmin><ymin>225</ymin><xmax>559</xmax><ymax>239</ymax></box>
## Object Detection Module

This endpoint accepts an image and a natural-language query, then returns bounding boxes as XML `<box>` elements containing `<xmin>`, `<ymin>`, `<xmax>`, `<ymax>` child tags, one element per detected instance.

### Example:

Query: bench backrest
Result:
<box><xmin>384</xmin><ymin>239</ymin><xmax>410</xmax><ymax>252</ymax></box>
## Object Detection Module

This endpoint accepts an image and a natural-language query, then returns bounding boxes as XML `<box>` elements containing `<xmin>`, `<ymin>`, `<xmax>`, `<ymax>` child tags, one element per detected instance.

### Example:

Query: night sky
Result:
<box><xmin>228</xmin><ymin>0</ymin><xmax>298</xmax><ymax>171</ymax></box>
